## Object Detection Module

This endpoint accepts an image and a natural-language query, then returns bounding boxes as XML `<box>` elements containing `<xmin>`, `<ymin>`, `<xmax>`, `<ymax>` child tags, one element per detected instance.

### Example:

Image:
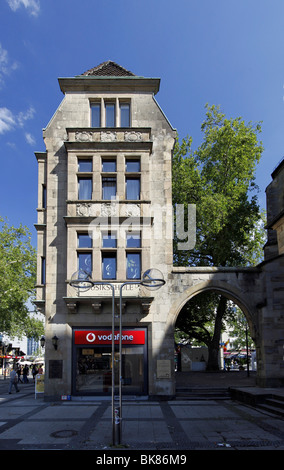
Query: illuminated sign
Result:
<box><xmin>74</xmin><ymin>330</ymin><xmax>145</xmax><ymax>345</ymax></box>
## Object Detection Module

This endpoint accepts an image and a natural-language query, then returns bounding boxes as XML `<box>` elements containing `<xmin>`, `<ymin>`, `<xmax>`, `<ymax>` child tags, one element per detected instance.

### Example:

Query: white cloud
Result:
<box><xmin>0</xmin><ymin>108</ymin><xmax>16</xmax><ymax>134</ymax></box>
<box><xmin>0</xmin><ymin>105</ymin><xmax>35</xmax><ymax>136</ymax></box>
<box><xmin>25</xmin><ymin>132</ymin><xmax>36</xmax><ymax>145</ymax></box>
<box><xmin>0</xmin><ymin>43</ymin><xmax>18</xmax><ymax>86</ymax></box>
<box><xmin>6</xmin><ymin>0</ymin><xmax>40</xmax><ymax>17</ymax></box>
<box><xmin>18</xmin><ymin>106</ymin><xmax>35</xmax><ymax>127</ymax></box>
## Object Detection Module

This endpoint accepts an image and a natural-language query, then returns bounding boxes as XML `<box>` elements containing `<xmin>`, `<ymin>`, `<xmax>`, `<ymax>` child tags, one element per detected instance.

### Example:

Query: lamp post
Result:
<box><xmin>69</xmin><ymin>269</ymin><xmax>116</xmax><ymax>445</ymax></box>
<box><xmin>69</xmin><ymin>267</ymin><xmax>165</xmax><ymax>446</ymax></box>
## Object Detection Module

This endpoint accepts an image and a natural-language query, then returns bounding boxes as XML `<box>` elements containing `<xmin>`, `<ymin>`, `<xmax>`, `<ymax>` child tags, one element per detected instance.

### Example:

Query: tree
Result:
<box><xmin>0</xmin><ymin>217</ymin><xmax>43</xmax><ymax>339</ymax></box>
<box><xmin>173</xmin><ymin>105</ymin><xmax>265</xmax><ymax>370</ymax></box>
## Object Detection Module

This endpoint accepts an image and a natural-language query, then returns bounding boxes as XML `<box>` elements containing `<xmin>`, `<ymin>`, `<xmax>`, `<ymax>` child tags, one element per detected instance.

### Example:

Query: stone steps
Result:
<box><xmin>176</xmin><ymin>387</ymin><xmax>230</xmax><ymax>400</ymax></box>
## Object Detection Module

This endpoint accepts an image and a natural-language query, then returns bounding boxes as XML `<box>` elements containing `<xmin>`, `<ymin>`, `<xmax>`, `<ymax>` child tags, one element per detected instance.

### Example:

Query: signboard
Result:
<box><xmin>35</xmin><ymin>374</ymin><xmax>44</xmax><ymax>398</ymax></box>
<box><xmin>74</xmin><ymin>330</ymin><xmax>145</xmax><ymax>346</ymax></box>
<box><xmin>157</xmin><ymin>360</ymin><xmax>171</xmax><ymax>379</ymax></box>
<box><xmin>76</xmin><ymin>283</ymin><xmax>140</xmax><ymax>298</ymax></box>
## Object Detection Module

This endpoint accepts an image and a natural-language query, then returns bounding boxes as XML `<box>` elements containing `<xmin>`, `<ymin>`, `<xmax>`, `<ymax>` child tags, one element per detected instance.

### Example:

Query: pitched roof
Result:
<box><xmin>81</xmin><ymin>61</ymin><xmax>136</xmax><ymax>77</ymax></box>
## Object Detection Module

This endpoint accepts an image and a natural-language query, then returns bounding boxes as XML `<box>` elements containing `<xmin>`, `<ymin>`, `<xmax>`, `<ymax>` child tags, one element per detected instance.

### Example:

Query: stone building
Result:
<box><xmin>35</xmin><ymin>61</ymin><xmax>176</xmax><ymax>399</ymax></box>
<box><xmin>35</xmin><ymin>61</ymin><xmax>284</xmax><ymax>400</ymax></box>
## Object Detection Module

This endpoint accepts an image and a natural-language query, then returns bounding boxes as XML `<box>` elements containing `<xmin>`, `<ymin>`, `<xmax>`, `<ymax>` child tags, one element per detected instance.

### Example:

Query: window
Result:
<box><xmin>91</xmin><ymin>103</ymin><xmax>101</xmax><ymax>127</ymax></box>
<box><xmin>126</xmin><ymin>159</ymin><xmax>140</xmax><ymax>172</ymax></box>
<box><xmin>102</xmin><ymin>233</ymin><xmax>117</xmax><ymax>248</ymax></box>
<box><xmin>90</xmin><ymin>99</ymin><xmax>131</xmax><ymax>128</ymax></box>
<box><xmin>102</xmin><ymin>253</ymin><xmax>116</xmax><ymax>280</ymax></box>
<box><xmin>120</xmin><ymin>103</ymin><xmax>130</xmax><ymax>127</ymax></box>
<box><xmin>126</xmin><ymin>177</ymin><xmax>140</xmax><ymax>200</ymax></box>
<box><xmin>41</xmin><ymin>257</ymin><xmax>46</xmax><ymax>284</ymax></box>
<box><xmin>105</xmin><ymin>102</ymin><xmax>115</xmax><ymax>127</ymax></box>
<box><xmin>126</xmin><ymin>253</ymin><xmax>141</xmax><ymax>279</ymax></box>
<box><xmin>102</xmin><ymin>159</ymin><xmax>116</xmax><ymax>172</ymax></box>
<box><xmin>77</xmin><ymin>233</ymin><xmax>92</xmax><ymax>276</ymax></box>
<box><xmin>126</xmin><ymin>232</ymin><xmax>141</xmax><ymax>248</ymax></box>
<box><xmin>78</xmin><ymin>233</ymin><xmax>92</xmax><ymax>248</ymax></box>
<box><xmin>125</xmin><ymin>158</ymin><xmax>140</xmax><ymax>200</ymax></box>
<box><xmin>78</xmin><ymin>178</ymin><xmax>92</xmax><ymax>200</ymax></box>
<box><xmin>78</xmin><ymin>158</ymin><xmax>92</xmax><ymax>200</ymax></box>
<box><xmin>78</xmin><ymin>252</ymin><xmax>92</xmax><ymax>276</ymax></box>
<box><xmin>42</xmin><ymin>185</ymin><xmax>46</xmax><ymax>209</ymax></box>
<box><xmin>102</xmin><ymin>177</ymin><xmax>116</xmax><ymax>200</ymax></box>
<box><xmin>78</xmin><ymin>159</ymin><xmax>92</xmax><ymax>172</ymax></box>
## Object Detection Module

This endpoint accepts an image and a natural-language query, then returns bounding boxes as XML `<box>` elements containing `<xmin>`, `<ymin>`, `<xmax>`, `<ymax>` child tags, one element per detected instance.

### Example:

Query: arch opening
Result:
<box><xmin>171</xmin><ymin>282</ymin><xmax>258</xmax><ymax>390</ymax></box>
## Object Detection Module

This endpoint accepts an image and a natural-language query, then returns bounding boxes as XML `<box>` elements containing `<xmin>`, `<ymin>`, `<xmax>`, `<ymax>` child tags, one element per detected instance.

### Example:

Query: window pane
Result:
<box><xmin>102</xmin><ymin>253</ymin><xmax>116</xmax><ymax>279</ymax></box>
<box><xmin>102</xmin><ymin>159</ymin><xmax>116</xmax><ymax>172</ymax></box>
<box><xmin>102</xmin><ymin>177</ymin><xmax>116</xmax><ymax>199</ymax></box>
<box><xmin>120</xmin><ymin>103</ymin><xmax>130</xmax><ymax>127</ymax></box>
<box><xmin>126</xmin><ymin>178</ymin><xmax>140</xmax><ymax>200</ymax></box>
<box><xmin>41</xmin><ymin>257</ymin><xmax>46</xmax><ymax>284</ymax></box>
<box><xmin>102</xmin><ymin>233</ymin><xmax>117</xmax><ymax>248</ymax></box>
<box><xmin>126</xmin><ymin>233</ymin><xmax>141</xmax><ymax>248</ymax></box>
<box><xmin>105</xmin><ymin>103</ymin><xmax>115</xmax><ymax>127</ymax></box>
<box><xmin>78</xmin><ymin>178</ymin><xmax>92</xmax><ymax>199</ymax></box>
<box><xmin>91</xmin><ymin>104</ymin><xmax>101</xmax><ymax>127</ymax></box>
<box><xmin>78</xmin><ymin>234</ymin><xmax>92</xmax><ymax>248</ymax></box>
<box><xmin>78</xmin><ymin>252</ymin><xmax>92</xmax><ymax>275</ymax></box>
<box><xmin>126</xmin><ymin>253</ymin><xmax>141</xmax><ymax>279</ymax></box>
<box><xmin>126</xmin><ymin>159</ymin><xmax>140</xmax><ymax>172</ymax></box>
<box><xmin>78</xmin><ymin>159</ymin><xmax>92</xmax><ymax>172</ymax></box>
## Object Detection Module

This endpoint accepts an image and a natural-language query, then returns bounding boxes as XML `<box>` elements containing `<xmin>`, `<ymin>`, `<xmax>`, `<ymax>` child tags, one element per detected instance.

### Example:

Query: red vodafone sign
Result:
<box><xmin>74</xmin><ymin>330</ymin><xmax>145</xmax><ymax>345</ymax></box>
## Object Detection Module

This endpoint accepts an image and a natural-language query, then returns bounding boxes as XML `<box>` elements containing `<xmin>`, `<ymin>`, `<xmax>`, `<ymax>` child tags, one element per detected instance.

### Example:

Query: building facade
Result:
<box><xmin>35</xmin><ymin>62</ymin><xmax>176</xmax><ymax>400</ymax></box>
<box><xmin>36</xmin><ymin>62</ymin><xmax>284</xmax><ymax>400</ymax></box>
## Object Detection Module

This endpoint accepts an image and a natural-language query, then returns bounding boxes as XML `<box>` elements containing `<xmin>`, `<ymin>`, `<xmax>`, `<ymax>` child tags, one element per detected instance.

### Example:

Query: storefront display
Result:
<box><xmin>72</xmin><ymin>328</ymin><xmax>147</xmax><ymax>396</ymax></box>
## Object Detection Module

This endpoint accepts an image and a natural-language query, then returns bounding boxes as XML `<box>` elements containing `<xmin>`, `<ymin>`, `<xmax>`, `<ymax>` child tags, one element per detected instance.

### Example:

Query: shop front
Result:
<box><xmin>72</xmin><ymin>327</ymin><xmax>148</xmax><ymax>396</ymax></box>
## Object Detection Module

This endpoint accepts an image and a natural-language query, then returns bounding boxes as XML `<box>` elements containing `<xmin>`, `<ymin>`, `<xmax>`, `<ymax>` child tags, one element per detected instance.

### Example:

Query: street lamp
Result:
<box><xmin>69</xmin><ymin>267</ymin><xmax>165</xmax><ymax>446</ymax></box>
<box><xmin>69</xmin><ymin>269</ymin><xmax>116</xmax><ymax>445</ymax></box>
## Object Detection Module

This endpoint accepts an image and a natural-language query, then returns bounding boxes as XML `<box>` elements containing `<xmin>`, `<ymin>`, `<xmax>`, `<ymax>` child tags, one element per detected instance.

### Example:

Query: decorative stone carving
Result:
<box><xmin>76</xmin><ymin>203</ymin><xmax>91</xmax><ymax>217</ymax></box>
<box><xmin>124</xmin><ymin>131</ymin><xmax>142</xmax><ymax>142</ymax></box>
<box><xmin>101</xmin><ymin>203</ymin><xmax>118</xmax><ymax>217</ymax></box>
<box><xmin>101</xmin><ymin>131</ymin><xmax>117</xmax><ymax>142</ymax></box>
<box><xmin>125</xmin><ymin>204</ymin><xmax>140</xmax><ymax>217</ymax></box>
<box><xmin>75</xmin><ymin>131</ymin><xmax>93</xmax><ymax>142</ymax></box>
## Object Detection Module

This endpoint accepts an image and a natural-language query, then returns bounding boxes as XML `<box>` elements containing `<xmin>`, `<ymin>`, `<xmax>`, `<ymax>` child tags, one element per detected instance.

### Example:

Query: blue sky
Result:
<box><xmin>1</xmin><ymin>0</ymin><xmax>284</xmax><ymax>247</ymax></box>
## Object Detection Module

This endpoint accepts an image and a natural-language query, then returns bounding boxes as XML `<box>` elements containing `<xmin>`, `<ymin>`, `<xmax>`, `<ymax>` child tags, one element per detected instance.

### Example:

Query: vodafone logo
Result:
<box><xmin>86</xmin><ymin>333</ymin><xmax>96</xmax><ymax>343</ymax></box>
<box><xmin>75</xmin><ymin>330</ymin><xmax>145</xmax><ymax>345</ymax></box>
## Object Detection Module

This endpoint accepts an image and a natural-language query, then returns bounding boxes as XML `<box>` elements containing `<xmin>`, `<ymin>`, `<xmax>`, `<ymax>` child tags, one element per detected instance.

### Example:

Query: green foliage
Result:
<box><xmin>0</xmin><ymin>217</ymin><xmax>43</xmax><ymax>339</ymax></box>
<box><xmin>173</xmin><ymin>105</ymin><xmax>265</xmax><ymax>368</ymax></box>
<box><xmin>173</xmin><ymin>104</ymin><xmax>265</xmax><ymax>267</ymax></box>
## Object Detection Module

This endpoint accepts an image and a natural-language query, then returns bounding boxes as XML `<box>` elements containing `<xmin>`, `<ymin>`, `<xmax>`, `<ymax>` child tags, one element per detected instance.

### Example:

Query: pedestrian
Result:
<box><xmin>17</xmin><ymin>366</ymin><xmax>23</xmax><ymax>383</ymax></box>
<box><xmin>32</xmin><ymin>364</ymin><xmax>38</xmax><ymax>381</ymax></box>
<box><xmin>8</xmin><ymin>368</ymin><xmax>20</xmax><ymax>394</ymax></box>
<box><xmin>23</xmin><ymin>365</ymin><xmax>29</xmax><ymax>383</ymax></box>
<box><xmin>38</xmin><ymin>364</ymin><xmax>43</xmax><ymax>374</ymax></box>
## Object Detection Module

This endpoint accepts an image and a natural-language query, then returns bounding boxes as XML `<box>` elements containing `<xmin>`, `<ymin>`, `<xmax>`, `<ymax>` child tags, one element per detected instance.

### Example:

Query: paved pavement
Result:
<box><xmin>0</xmin><ymin>374</ymin><xmax>284</xmax><ymax>453</ymax></box>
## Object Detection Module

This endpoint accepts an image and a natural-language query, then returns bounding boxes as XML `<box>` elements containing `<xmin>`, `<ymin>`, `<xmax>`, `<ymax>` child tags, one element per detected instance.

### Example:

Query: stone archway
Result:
<box><xmin>164</xmin><ymin>273</ymin><xmax>263</xmax><ymax>391</ymax></box>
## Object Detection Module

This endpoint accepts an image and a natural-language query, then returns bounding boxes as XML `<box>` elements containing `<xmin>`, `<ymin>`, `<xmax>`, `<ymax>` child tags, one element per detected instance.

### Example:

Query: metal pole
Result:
<box><xmin>110</xmin><ymin>284</ymin><xmax>115</xmax><ymax>446</ymax></box>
